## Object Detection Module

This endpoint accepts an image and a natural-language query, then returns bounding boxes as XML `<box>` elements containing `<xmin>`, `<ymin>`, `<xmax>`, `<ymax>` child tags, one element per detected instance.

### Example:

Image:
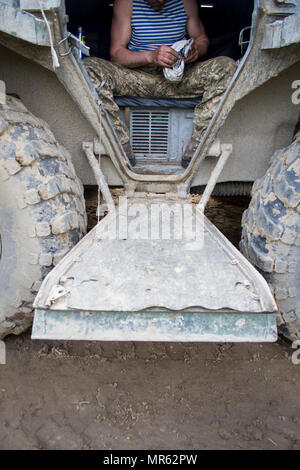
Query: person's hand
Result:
<box><xmin>150</xmin><ymin>45</ymin><xmax>181</xmax><ymax>68</ymax></box>
<box><xmin>184</xmin><ymin>43</ymin><xmax>200</xmax><ymax>64</ymax></box>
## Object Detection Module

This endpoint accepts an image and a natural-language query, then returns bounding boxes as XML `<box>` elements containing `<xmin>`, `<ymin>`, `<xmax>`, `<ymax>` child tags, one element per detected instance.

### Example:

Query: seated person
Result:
<box><xmin>84</xmin><ymin>0</ymin><xmax>237</xmax><ymax>167</ymax></box>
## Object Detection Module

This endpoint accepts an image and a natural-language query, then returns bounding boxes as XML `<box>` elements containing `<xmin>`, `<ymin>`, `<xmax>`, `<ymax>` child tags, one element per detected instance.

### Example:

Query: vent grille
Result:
<box><xmin>130</xmin><ymin>109</ymin><xmax>170</xmax><ymax>159</ymax></box>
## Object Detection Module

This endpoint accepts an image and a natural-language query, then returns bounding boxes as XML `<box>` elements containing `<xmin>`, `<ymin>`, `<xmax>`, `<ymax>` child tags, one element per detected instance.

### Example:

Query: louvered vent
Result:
<box><xmin>130</xmin><ymin>109</ymin><xmax>170</xmax><ymax>159</ymax></box>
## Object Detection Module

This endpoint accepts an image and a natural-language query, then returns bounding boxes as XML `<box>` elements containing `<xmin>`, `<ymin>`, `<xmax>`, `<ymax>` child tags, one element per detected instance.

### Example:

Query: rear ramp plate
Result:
<box><xmin>32</xmin><ymin>310</ymin><xmax>277</xmax><ymax>342</ymax></box>
<box><xmin>32</xmin><ymin>198</ymin><xmax>277</xmax><ymax>342</ymax></box>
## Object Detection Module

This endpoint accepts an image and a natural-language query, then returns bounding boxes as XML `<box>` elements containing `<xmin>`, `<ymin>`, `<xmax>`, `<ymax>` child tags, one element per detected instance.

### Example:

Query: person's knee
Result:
<box><xmin>191</xmin><ymin>56</ymin><xmax>236</xmax><ymax>83</ymax></box>
<box><xmin>200</xmin><ymin>56</ymin><xmax>236</xmax><ymax>89</ymax></box>
<box><xmin>84</xmin><ymin>57</ymin><xmax>117</xmax><ymax>89</ymax></box>
<box><xmin>213</xmin><ymin>56</ymin><xmax>237</xmax><ymax>76</ymax></box>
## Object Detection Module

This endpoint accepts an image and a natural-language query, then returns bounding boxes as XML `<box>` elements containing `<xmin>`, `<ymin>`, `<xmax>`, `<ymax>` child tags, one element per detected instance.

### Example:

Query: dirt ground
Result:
<box><xmin>0</xmin><ymin>191</ymin><xmax>299</xmax><ymax>450</ymax></box>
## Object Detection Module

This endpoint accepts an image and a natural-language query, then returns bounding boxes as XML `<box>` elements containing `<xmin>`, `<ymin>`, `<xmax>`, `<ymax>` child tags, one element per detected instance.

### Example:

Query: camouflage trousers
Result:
<box><xmin>84</xmin><ymin>56</ymin><xmax>237</xmax><ymax>145</ymax></box>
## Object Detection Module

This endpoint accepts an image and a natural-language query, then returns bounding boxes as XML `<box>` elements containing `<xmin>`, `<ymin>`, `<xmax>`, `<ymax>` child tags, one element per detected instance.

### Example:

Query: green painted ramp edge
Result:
<box><xmin>32</xmin><ymin>309</ymin><xmax>278</xmax><ymax>342</ymax></box>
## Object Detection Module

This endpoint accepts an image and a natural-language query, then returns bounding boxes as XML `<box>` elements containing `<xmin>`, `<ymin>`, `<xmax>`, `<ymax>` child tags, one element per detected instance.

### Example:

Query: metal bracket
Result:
<box><xmin>57</xmin><ymin>32</ymin><xmax>73</xmax><ymax>57</ymax></box>
<box><xmin>69</xmin><ymin>33</ymin><xmax>90</xmax><ymax>57</ymax></box>
<box><xmin>57</xmin><ymin>32</ymin><xmax>90</xmax><ymax>58</ymax></box>
<box><xmin>239</xmin><ymin>26</ymin><xmax>252</xmax><ymax>55</ymax></box>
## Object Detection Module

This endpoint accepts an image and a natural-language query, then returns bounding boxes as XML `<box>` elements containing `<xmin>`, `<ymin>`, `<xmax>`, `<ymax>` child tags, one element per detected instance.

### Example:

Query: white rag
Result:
<box><xmin>163</xmin><ymin>38</ymin><xmax>194</xmax><ymax>83</ymax></box>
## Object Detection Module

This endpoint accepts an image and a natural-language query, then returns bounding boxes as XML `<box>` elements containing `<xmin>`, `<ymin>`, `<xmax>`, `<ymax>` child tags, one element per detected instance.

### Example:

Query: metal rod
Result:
<box><xmin>197</xmin><ymin>144</ymin><xmax>233</xmax><ymax>213</ymax></box>
<box><xmin>82</xmin><ymin>141</ymin><xmax>115</xmax><ymax>214</ymax></box>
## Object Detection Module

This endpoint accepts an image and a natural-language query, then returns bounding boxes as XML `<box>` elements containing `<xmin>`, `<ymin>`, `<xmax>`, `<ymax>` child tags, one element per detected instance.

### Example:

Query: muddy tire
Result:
<box><xmin>0</xmin><ymin>96</ymin><xmax>87</xmax><ymax>339</ymax></box>
<box><xmin>240</xmin><ymin>133</ymin><xmax>300</xmax><ymax>341</ymax></box>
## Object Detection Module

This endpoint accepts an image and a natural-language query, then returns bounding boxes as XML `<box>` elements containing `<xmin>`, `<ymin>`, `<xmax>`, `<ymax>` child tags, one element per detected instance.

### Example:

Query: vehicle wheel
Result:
<box><xmin>240</xmin><ymin>132</ymin><xmax>300</xmax><ymax>341</ymax></box>
<box><xmin>0</xmin><ymin>95</ymin><xmax>87</xmax><ymax>339</ymax></box>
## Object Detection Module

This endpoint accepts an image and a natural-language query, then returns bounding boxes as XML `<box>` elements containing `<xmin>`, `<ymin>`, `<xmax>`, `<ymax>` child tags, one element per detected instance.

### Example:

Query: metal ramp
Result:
<box><xmin>21</xmin><ymin>0</ymin><xmax>278</xmax><ymax>342</ymax></box>
<box><xmin>32</xmin><ymin>195</ymin><xmax>277</xmax><ymax>342</ymax></box>
<box><xmin>1</xmin><ymin>0</ymin><xmax>287</xmax><ymax>343</ymax></box>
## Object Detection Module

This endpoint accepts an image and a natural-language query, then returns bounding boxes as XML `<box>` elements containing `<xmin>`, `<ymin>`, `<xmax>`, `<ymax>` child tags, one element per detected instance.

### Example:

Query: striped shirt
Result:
<box><xmin>127</xmin><ymin>0</ymin><xmax>188</xmax><ymax>52</ymax></box>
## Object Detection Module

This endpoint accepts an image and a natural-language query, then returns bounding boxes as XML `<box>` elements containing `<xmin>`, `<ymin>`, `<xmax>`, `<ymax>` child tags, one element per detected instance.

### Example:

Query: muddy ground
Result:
<box><xmin>0</xmin><ymin>191</ymin><xmax>299</xmax><ymax>450</ymax></box>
